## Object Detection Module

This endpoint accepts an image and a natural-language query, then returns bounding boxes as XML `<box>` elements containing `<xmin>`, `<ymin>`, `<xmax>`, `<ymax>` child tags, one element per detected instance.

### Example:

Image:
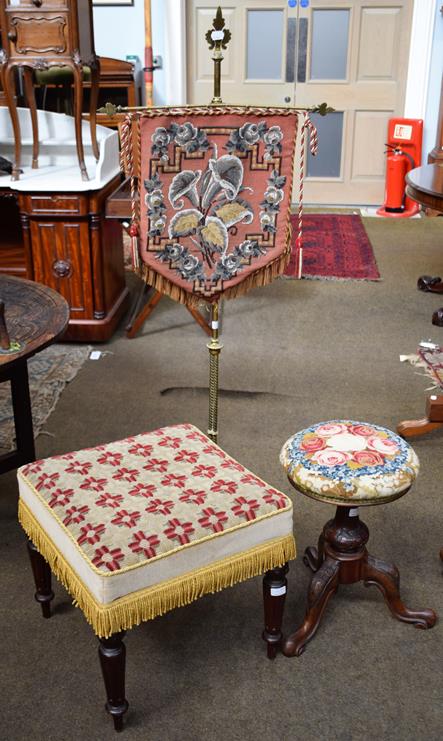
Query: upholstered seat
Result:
<box><xmin>18</xmin><ymin>424</ymin><xmax>295</xmax><ymax>730</ymax></box>
<box><xmin>279</xmin><ymin>420</ymin><xmax>435</xmax><ymax>658</ymax></box>
<box><xmin>280</xmin><ymin>420</ymin><xmax>419</xmax><ymax>506</ymax></box>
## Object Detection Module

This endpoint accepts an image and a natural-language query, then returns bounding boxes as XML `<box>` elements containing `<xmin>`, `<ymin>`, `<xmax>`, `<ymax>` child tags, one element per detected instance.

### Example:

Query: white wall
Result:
<box><xmin>423</xmin><ymin>2</ymin><xmax>443</xmax><ymax>158</ymax></box>
<box><xmin>93</xmin><ymin>0</ymin><xmax>145</xmax><ymax>101</ymax></box>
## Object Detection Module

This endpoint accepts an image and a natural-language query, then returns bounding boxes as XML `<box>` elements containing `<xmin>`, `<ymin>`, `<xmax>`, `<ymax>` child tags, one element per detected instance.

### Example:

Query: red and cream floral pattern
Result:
<box><xmin>280</xmin><ymin>420</ymin><xmax>419</xmax><ymax>505</ymax></box>
<box><xmin>20</xmin><ymin>425</ymin><xmax>292</xmax><ymax>573</ymax></box>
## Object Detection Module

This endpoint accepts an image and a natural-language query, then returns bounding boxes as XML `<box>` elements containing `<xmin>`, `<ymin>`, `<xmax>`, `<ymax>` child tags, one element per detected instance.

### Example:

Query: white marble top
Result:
<box><xmin>0</xmin><ymin>108</ymin><xmax>121</xmax><ymax>192</ymax></box>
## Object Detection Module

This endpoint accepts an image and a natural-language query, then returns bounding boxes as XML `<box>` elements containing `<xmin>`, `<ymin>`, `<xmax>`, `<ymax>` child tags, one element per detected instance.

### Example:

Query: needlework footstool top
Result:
<box><xmin>18</xmin><ymin>424</ymin><xmax>295</xmax><ymax>637</ymax></box>
<box><xmin>280</xmin><ymin>420</ymin><xmax>419</xmax><ymax>506</ymax></box>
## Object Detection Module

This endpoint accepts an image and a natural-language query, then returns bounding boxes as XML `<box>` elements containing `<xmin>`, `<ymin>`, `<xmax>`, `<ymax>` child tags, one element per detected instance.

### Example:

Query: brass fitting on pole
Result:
<box><xmin>205</xmin><ymin>6</ymin><xmax>231</xmax><ymax>105</ymax></box>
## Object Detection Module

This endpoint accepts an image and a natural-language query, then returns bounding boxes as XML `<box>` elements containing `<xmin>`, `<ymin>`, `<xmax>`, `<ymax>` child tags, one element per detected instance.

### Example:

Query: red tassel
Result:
<box><xmin>295</xmin><ymin>235</ymin><xmax>303</xmax><ymax>279</ymax></box>
<box><xmin>129</xmin><ymin>224</ymin><xmax>140</xmax><ymax>270</ymax></box>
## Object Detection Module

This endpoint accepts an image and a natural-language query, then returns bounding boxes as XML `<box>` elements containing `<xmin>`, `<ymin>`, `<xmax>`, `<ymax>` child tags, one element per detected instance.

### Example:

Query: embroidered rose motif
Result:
<box><xmin>92</xmin><ymin>545</ymin><xmax>124</xmax><ymax>572</ymax></box>
<box><xmin>353</xmin><ymin>450</ymin><xmax>384</xmax><ymax>466</ymax></box>
<box><xmin>366</xmin><ymin>436</ymin><xmax>399</xmax><ymax>456</ymax></box>
<box><xmin>198</xmin><ymin>507</ymin><xmax>228</xmax><ymax>533</ymax></box>
<box><xmin>128</xmin><ymin>531</ymin><xmax>160</xmax><ymax>559</ymax></box>
<box><xmin>315</xmin><ymin>423</ymin><xmax>348</xmax><ymax>437</ymax></box>
<box><xmin>311</xmin><ymin>449</ymin><xmax>351</xmax><ymax>466</ymax></box>
<box><xmin>263</xmin><ymin>126</ymin><xmax>283</xmax><ymax>147</ymax></box>
<box><xmin>300</xmin><ymin>435</ymin><xmax>326</xmax><ymax>453</ymax></box>
<box><xmin>349</xmin><ymin>424</ymin><xmax>378</xmax><ymax>437</ymax></box>
<box><xmin>239</xmin><ymin>122</ymin><xmax>261</xmax><ymax>145</ymax></box>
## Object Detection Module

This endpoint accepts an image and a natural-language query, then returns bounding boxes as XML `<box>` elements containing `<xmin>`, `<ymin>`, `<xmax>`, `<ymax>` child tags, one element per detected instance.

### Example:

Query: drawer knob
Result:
<box><xmin>7</xmin><ymin>31</ymin><xmax>17</xmax><ymax>43</ymax></box>
<box><xmin>32</xmin><ymin>0</ymin><xmax>43</xmax><ymax>6</ymax></box>
<box><xmin>52</xmin><ymin>259</ymin><xmax>72</xmax><ymax>278</ymax></box>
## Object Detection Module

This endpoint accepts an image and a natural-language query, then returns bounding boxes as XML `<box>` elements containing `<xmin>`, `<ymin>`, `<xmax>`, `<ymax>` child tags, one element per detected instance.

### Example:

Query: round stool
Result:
<box><xmin>280</xmin><ymin>420</ymin><xmax>437</xmax><ymax>656</ymax></box>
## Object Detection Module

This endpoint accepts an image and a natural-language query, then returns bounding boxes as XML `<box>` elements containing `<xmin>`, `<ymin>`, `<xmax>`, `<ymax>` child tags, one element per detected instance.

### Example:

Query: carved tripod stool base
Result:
<box><xmin>283</xmin><ymin>507</ymin><xmax>437</xmax><ymax>657</ymax></box>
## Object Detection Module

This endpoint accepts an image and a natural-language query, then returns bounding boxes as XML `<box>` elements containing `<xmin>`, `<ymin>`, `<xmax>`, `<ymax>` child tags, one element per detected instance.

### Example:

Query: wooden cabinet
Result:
<box><xmin>0</xmin><ymin>176</ymin><xmax>129</xmax><ymax>342</ymax></box>
<box><xmin>0</xmin><ymin>0</ymin><xmax>99</xmax><ymax>181</ymax></box>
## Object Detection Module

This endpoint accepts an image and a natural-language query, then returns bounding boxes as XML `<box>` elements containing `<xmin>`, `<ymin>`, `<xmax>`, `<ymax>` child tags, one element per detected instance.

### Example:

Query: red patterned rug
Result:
<box><xmin>285</xmin><ymin>214</ymin><xmax>380</xmax><ymax>280</ymax></box>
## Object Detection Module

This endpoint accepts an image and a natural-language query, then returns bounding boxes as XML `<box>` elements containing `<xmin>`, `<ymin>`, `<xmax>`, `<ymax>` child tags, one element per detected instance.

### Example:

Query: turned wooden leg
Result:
<box><xmin>3</xmin><ymin>64</ymin><xmax>22</xmax><ymax>180</ymax></box>
<box><xmin>89</xmin><ymin>57</ymin><xmax>100</xmax><ymax>161</ymax></box>
<box><xmin>262</xmin><ymin>563</ymin><xmax>288</xmax><ymax>659</ymax></box>
<box><xmin>303</xmin><ymin>533</ymin><xmax>325</xmax><ymax>572</ymax></box>
<box><xmin>23</xmin><ymin>67</ymin><xmax>39</xmax><ymax>169</ymax></box>
<box><xmin>363</xmin><ymin>554</ymin><xmax>437</xmax><ymax>629</ymax></box>
<box><xmin>282</xmin><ymin>557</ymin><xmax>340</xmax><ymax>657</ymax></box>
<box><xmin>72</xmin><ymin>64</ymin><xmax>88</xmax><ymax>181</ymax></box>
<box><xmin>27</xmin><ymin>540</ymin><xmax>54</xmax><ymax>618</ymax></box>
<box><xmin>98</xmin><ymin>632</ymin><xmax>129</xmax><ymax>732</ymax></box>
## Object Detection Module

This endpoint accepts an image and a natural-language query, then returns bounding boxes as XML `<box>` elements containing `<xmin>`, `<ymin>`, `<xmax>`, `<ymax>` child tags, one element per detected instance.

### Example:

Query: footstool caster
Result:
<box><xmin>280</xmin><ymin>420</ymin><xmax>437</xmax><ymax>656</ymax></box>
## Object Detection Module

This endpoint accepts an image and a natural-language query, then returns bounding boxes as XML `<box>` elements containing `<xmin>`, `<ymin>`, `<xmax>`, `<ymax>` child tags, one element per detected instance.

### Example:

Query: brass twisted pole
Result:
<box><xmin>207</xmin><ymin>302</ymin><xmax>223</xmax><ymax>442</ymax></box>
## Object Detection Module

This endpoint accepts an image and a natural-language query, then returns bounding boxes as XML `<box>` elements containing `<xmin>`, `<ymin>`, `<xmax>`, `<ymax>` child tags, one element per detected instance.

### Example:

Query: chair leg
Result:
<box><xmin>98</xmin><ymin>632</ymin><xmax>129</xmax><ymax>732</ymax></box>
<box><xmin>27</xmin><ymin>540</ymin><xmax>54</xmax><ymax>618</ymax></box>
<box><xmin>262</xmin><ymin>563</ymin><xmax>288</xmax><ymax>659</ymax></box>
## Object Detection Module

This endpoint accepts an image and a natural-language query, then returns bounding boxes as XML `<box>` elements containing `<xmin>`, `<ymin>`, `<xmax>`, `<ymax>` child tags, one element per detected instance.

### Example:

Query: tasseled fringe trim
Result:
<box><xmin>140</xmin><ymin>248</ymin><xmax>292</xmax><ymax>308</ymax></box>
<box><xmin>18</xmin><ymin>500</ymin><xmax>296</xmax><ymax>639</ymax></box>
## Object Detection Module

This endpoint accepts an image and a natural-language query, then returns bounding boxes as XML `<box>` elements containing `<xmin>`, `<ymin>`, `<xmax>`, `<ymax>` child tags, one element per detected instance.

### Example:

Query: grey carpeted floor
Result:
<box><xmin>1</xmin><ymin>217</ymin><xmax>442</xmax><ymax>740</ymax></box>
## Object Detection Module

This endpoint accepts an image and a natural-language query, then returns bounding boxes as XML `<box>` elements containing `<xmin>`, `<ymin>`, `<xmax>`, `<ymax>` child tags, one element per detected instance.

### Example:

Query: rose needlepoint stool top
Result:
<box><xmin>280</xmin><ymin>420</ymin><xmax>419</xmax><ymax>506</ymax></box>
<box><xmin>17</xmin><ymin>423</ymin><xmax>295</xmax><ymax>638</ymax></box>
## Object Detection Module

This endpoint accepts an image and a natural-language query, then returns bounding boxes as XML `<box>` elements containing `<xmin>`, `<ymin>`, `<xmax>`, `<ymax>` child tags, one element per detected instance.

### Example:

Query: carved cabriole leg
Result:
<box><xmin>262</xmin><ymin>563</ymin><xmax>288</xmax><ymax>659</ymax></box>
<box><xmin>22</xmin><ymin>66</ymin><xmax>39</xmax><ymax>169</ymax></box>
<box><xmin>27</xmin><ymin>540</ymin><xmax>54</xmax><ymax>618</ymax></box>
<box><xmin>303</xmin><ymin>532</ymin><xmax>325</xmax><ymax>572</ymax></box>
<box><xmin>282</xmin><ymin>557</ymin><xmax>340</xmax><ymax>657</ymax></box>
<box><xmin>3</xmin><ymin>63</ymin><xmax>22</xmax><ymax>181</ymax></box>
<box><xmin>72</xmin><ymin>61</ymin><xmax>88</xmax><ymax>181</ymax></box>
<box><xmin>98</xmin><ymin>632</ymin><xmax>129</xmax><ymax>732</ymax></box>
<box><xmin>89</xmin><ymin>56</ymin><xmax>100</xmax><ymax>161</ymax></box>
<box><xmin>363</xmin><ymin>554</ymin><xmax>437</xmax><ymax>629</ymax></box>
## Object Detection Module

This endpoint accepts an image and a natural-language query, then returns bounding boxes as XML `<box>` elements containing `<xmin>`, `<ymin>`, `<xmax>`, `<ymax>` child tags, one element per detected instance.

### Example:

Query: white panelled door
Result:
<box><xmin>187</xmin><ymin>0</ymin><xmax>414</xmax><ymax>205</ymax></box>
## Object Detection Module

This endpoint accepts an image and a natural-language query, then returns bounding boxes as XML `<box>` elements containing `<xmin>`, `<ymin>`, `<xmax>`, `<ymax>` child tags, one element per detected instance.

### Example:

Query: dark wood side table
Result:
<box><xmin>0</xmin><ymin>275</ymin><xmax>69</xmax><ymax>473</ymax></box>
<box><xmin>397</xmin><ymin>164</ymin><xmax>443</xmax><ymax>438</ymax></box>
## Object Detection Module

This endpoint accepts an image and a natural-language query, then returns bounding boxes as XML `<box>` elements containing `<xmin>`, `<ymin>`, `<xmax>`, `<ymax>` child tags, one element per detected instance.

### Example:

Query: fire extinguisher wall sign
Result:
<box><xmin>377</xmin><ymin>118</ymin><xmax>423</xmax><ymax>218</ymax></box>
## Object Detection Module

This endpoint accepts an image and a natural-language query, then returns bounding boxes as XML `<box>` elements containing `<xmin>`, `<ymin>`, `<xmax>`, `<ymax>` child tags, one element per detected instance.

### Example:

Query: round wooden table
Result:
<box><xmin>0</xmin><ymin>276</ymin><xmax>69</xmax><ymax>473</ymax></box>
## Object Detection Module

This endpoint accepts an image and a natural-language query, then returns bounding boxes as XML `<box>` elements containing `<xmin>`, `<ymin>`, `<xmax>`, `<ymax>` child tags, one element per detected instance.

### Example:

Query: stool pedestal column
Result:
<box><xmin>283</xmin><ymin>506</ymin><xmax>436</xmax><ymax>657</ymax></box>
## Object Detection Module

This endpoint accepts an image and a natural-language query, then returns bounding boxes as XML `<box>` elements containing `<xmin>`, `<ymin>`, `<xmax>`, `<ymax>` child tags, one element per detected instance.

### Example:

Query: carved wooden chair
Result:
<box><xmin>18</xmin><ymin>424</ymin><xmax>295</xmax><ymax>731</ymax></box>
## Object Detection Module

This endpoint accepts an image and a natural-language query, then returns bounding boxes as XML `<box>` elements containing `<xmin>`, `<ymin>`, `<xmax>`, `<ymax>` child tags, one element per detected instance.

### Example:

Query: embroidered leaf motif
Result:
<box><xmin>169</xmin><ymin>209</ymin><xmax>203</xmax><ymax>238</ymax></box>
<box><xmin>200</xmin><ymin>217</ymin><xmax>228</xmax><ymax>253</ymax></box>
<box><xmin>214</xmin><ymin>201</ymin><xmax>253</xmax><ymax>228</ymax></box>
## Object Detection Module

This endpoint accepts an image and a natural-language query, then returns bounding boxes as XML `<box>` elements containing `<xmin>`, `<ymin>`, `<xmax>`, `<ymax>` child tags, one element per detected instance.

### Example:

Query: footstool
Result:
<box><xmin>279</xmin><ymin>420</ymin><xmax>436</xmax><ymax>656</ymax></box>
<box><xmin>17</xmin><ymin>423</ymin><xmax>295</xmax><ymax>731</ymax></box>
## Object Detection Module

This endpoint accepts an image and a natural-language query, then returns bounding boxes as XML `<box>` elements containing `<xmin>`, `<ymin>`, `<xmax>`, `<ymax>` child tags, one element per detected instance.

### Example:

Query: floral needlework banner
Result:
<box><xmin>137</xmin><ymin>108</ymin><xmax>298</xmax><ymax>304</ymax></box>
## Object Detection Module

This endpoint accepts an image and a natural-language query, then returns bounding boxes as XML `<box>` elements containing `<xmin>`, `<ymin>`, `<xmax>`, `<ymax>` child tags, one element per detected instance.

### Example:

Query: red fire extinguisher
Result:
<box><xmin>383</xmin><ymin>143</ymin><xmax>416</xmax><ymax>213</ymax></box>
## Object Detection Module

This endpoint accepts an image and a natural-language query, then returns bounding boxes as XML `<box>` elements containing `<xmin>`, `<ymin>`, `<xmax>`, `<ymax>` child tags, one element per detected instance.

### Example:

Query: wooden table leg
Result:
<box><xmin>2</xmin><ymin>64</ymin><xmax>22</xmax><ymax>181</ymax></box>
<box><xmin>89</xmin><ymin>56</ymin><xmax>100</xmax><ymax>162</ymax></box>
<box><xmin>397</xmin><ymin>395</ymin><xmax>443</xmax><ymax>438</ymax></box>
<box><xmin>10</xmin><ymin>359</ymin><xmax>36</xmax><ymax>465</ymax></box>
<box><xmin>23</xmin><ymin>67</ymin><xmax>39</xmax><ymax>169</ymax></box>
<box><xmin>72</xmin><ymin>63</ymin><xmax>88</xmax><ymax>181</ymax></box>
<box><xmin>126</xmin><ymin>288</ymin><xmax>162</xmax><ymax>339</ymax></box>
